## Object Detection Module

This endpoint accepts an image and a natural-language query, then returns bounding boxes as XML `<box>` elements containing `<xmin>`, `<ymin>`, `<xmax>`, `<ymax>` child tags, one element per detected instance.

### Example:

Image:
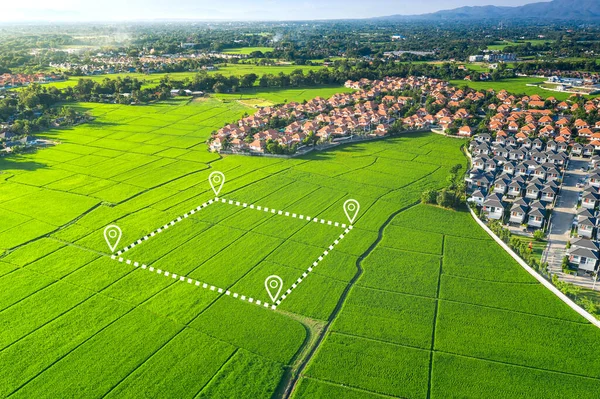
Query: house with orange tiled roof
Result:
<box><xmin>579</xmin><ymin>128</ymin><xmax>594</xmax><ymax>139</ymax></box>
<box><xmin>458</xmin><ymin>126</ymin><xmax>472</xmax><ymax>137</ymax></box>
<box><xmin>575</xmin><ymin>119</ymin><xmax>590</xmax><ymax>129</ymax></box>
<box><xmin>249</xmin><ymin>140</ymin><xmax>265</xmax><ymax>153</ymax></box>
<box><xmin>538</xmin><ymin>115</ymin><xmax>553</xmax><ymax>126</ymax></box>
<box><xmin>529</xmin><ymin>100</ymin><xmax>546</xmax><ymax>109</ymax></box>
<box><xmin>556</xmin><ymin>117</ymin><xmax>570</xmax><ymax>128</ymax></box>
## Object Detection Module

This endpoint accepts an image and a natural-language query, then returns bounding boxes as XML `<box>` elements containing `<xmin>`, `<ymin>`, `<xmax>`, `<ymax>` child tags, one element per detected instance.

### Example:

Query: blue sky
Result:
<box><xmin>1</xmin><ymin>0</ymin><xmax>545</xmax><ymax>22</ymax></box>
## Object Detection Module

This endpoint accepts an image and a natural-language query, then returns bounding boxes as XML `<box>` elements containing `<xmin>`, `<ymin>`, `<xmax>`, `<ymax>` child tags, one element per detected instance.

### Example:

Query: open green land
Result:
<box><xmin>1</xmin><ymin>86</ymin><xmax>600</xmax><ymax>398</ymax></box>
<box><xmin>222</xmin><ymin>47</ymin><xmax>275</xmax><ymax>54</ymax></box>
<box><xmin>213</xmin><ymin>85</ymin><xmax>354</xmax><ymax>106</ymax></box>
<box><xmin>39</xmin><ymin>64</ymin><xmax>325</xmax><ymax>90</ymax></box>
<box><xmin>487</xmin><ymin>39</ymin><xmax>555</xmax><ymax>50</ymax></box>
<box><xmin>449</xmin><ymin>77</ymin><xmax>591</xmax><ymax>101</ymax></box>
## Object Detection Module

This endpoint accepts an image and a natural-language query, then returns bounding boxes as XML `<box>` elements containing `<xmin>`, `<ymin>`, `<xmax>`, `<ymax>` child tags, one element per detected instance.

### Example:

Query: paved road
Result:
<box><xmin>546</xmin><ymin>157</ymin><xmax>600</xmax><ymax>290</ymax></box>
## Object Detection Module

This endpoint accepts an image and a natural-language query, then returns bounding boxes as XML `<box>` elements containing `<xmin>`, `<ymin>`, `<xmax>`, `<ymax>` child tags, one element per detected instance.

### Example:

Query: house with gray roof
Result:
<box><xmin>475</xmin><ymin>133</ymin><xmax>492</xmax><ymax>143</ymax></box>
<box><xmin>532</xmin><ymin>166</ymin><xmax>546</xmax><ymax>181</ymax></box>
<box><xmin>589</xmin><ymin>173</ymin><xmax>600</xmax><ymax>188</ymax></box>
<box><xmin>528</xmin><ymin>207</ymin><xmax>546</xmax><ymax>229</ymax></box>
<box><xmin>483</xmin><ymin>193</ymin><xmax>505</xmax><ymax>221</ymax></box>
<box><xmin>583</xmin><ymin>144</ymin><xmax>595</xmax><ymax>157</ymax></box>
<box><xmin>546</xmin><ymin>167</ymin><xmax>560</xmax><ymax>181</ymax></box>
<box><xmin>556</xmin><ymin>142</ymin><xmax>568</xmax><ymax>152</ymax></box>
<box><xmin>503</xmin><ymin>161</ymin><xmax>515</xmax><ymax>175</ymax></box>
<box><xmin>568</xmin><ymin>238</ymin><xmax>599</xmax><ymax>273</ymax></box>
<box><xmin>485</xmin><ymin>158</ymin><xmax>498</xmax><ymax>173</ymax></box>
<box><xmin>509</xmin><ymin>149</ymin><xmax>526</xmax><ymax>162</ymax></box>
<box><xmin>531</xmin><ymin>151</ymin><xmax>547</xmax><ymax>163</ymax></box>
<box><xmin>472</xmin><ymin>157</ymin><xmax>486</xmax><ymax>170</ymax></box>
<box><xmin>510</xmin><ymin>201</ymin><xmax>528</xmax><ymax>225</ymax></box>
<box><xmin>507</xmin><ymin>180</ymin><xmax>524</xmax><ymax>198</ymax></box>
<box><xmin>470</xmin><ymin>189</ymin><xmax>485</xmax><ymax>206</ymax></box>
<box><xmin>577</xmin><ymin>216</ymin><xmax>596</xmax><ymax>239</ymax></box>
<box><xmin>591</xmin><ymin>155</ymin><xmax>600</xmax><ymax>169</ymax></box>
<box><xmin>493</xmin><ymin>177</ymin><xmax>510</xmax><ymax>195</ymax></box>
<box><xmin>577</xmin><ymin>207</ymin><xmax>595</xmax><ymax>220</ymax></box>
<box><xmin>526</xmin><ymin>182</ymin><xmax>542</xmax><ymax>200</ymax></box>
<box><xmin>582</xmin><ymin>191</ymin><xmax>598</xmax><ymax>210</ymax></box>
<box><xmin>468</xmin><ymin>172</ymin><xmax>494</xmax><ymax>191</ymax></box>
<box><xmin>515</xmin><ymin>162</ymin><xmax>528</xmax><ymax>177</ymax></box>
<box><xmin>540</xmin><ymin>185</ymin><xmax>557</xmax><ymax>203</ymax></box>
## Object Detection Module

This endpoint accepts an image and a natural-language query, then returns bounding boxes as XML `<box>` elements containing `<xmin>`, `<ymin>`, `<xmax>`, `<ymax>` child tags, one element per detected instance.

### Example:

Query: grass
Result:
<box><xmin>450</xmin><ymin>76</ymin><xmax>599</xmax><ymax>101</ymax></box>
<box><xmin>487</xmin><ymin>39</ymin><xmax>555</xmax><ymax>50</ymax></box>
<box><xmin>513</xmin><ymin>234</ymin><xmax>547</xmax><ymax>262</ymax></box>
<box><xmin>1</xmin><ymin>85</ymin><xmax>600</xmax><ymax>397</ymax></box>
<box><xmin>222</xmin><ymin>46</ymin><xmax>275</xmax><ymax>54</ymax></box>
<box><xmin>213</xmin><ymin>85</ymin><xmax>354</xmax><ymax>106</ymax></box>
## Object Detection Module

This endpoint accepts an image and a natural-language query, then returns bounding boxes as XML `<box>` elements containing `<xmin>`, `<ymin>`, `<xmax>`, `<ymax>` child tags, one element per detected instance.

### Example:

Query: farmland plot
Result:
<box><xmin>297</xmin><ymin>204</ymin><xmax>600</xmax><ymax>399</ymax></box>
<box><xmin>5</xmin><ymin>90</ymin><xmax>598</xmax><ymax>398</ymax></box>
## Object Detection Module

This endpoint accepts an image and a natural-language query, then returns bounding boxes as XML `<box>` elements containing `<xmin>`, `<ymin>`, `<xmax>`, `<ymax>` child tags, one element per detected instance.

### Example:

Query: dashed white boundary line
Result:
<box><xmin>275</xmin><ymin>226</ymin><xmax>352</xmax><ymax>306</ymax></box>
<box><xmin>110</xmin><ymin>254</ymin><xmax>276</xmax><ymax>309</ymax></box>
<box><xmin>217</xmin><ymin>197</ymin><xmax>349</xmax><ymax>229</ymax></box>
<box><xmin>108</xmin><ymin>196</ymin><xmax>352</xmax><ymax>311</ymax></box>
<box><xmin>116</xmin><ymin>199</ymin><xmax>215</xmax><ymax>256</ymax></box>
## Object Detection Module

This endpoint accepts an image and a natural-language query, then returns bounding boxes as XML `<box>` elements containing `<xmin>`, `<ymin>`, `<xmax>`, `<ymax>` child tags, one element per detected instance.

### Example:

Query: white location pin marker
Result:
<box><xmin>343</xmin><ymin>199</ymin><xmax>360</xmax><ymax>225</ymax></box>
<box><xmin>209</xmin><ymin>171</ymin><xmax>225</xmax><ymax>197</ymax></box>
<box><xmin>104</xmin><ymin>225</ymin><xmax>122</xmax><ymax>253</ymax></box>
<box><xmin>265</xmin><ymin>275</ymin><xmax>283</xmax><ymax>303</ymax></box>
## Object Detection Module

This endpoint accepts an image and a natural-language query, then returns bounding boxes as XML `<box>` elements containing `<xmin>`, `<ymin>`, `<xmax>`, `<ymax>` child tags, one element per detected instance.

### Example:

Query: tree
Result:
<box><xmin>436</xmin><ymin>189</ymin><xmax>454</xmax><ymax>208</ymax></box>
<box><xmin>421</xmin><ymin>190</ymin><xmax>438</xmax><ymax>204</ymax></box>
<box><xmin>212</xmin><ymin>82</ymin><xmax>226</xmax><ymax>93</ymax></box>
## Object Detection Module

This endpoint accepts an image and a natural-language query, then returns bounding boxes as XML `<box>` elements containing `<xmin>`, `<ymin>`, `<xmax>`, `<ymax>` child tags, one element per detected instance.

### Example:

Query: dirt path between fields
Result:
<box><xmin>278</xmin><ymin>201</ymin><xmax>420</xmax><ymax>399</ymax></box>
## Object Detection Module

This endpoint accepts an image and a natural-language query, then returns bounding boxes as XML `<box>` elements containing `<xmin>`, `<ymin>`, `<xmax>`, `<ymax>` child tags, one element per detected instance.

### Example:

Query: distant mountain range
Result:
<box><xmin>377</xmin><ymin>0</ymin><xmax>600</xmax><ymax>21</ymax></box>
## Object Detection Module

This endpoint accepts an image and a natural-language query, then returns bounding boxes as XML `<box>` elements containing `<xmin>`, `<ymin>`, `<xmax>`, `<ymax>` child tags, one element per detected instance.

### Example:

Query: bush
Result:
<box><xmin>561</xmin><ymin>256</ymin><xmax>571</xmax><ymax>273</ymax></box>
<box><xmin>421</xmin><ymin>190</ymin><xmax>438</xmax><ymax>204</ymax></box>
<box><xmin>533</xmin><ymin>230</ymin><xmax>545</xmax><ymax>241</ymax></box>
<box><xmin>579</xmin><ymin>297</ymin><xmax>598</xmax><ymax>315</ymax></box>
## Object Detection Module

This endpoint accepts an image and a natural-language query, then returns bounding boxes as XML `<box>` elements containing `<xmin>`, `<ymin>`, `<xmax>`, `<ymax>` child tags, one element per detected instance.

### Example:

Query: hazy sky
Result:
<box><xmin>0</xmin><ymin>0</ymin><xmax>546</xmax><ymax>22</ymax></box>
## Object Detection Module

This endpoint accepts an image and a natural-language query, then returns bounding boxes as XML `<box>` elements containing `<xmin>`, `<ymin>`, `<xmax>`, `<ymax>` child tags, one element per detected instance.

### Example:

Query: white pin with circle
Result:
<box><xmin>104</xmin><ymin>225</ymin><xmax>122</xmax><ymax>253</ymax></box>
<box><xmin>265</xmin><ymin>275</ymin><xmax>283</xmax><ymax>303</ymax></box>
<box><xmin>343</xmin><ymin>199</ymin><xmax>360</xmax><ymax>225</ymax></box>
<box><xmin>209</xmin><ymin>171</ymin><xmax>225</xmax><ymax>196</ymax></box>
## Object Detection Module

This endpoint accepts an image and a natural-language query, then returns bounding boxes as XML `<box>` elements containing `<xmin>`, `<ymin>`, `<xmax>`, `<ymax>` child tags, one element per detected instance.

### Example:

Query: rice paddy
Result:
<box><xmin>1</xmin><ymin>86</ymin><xmax>599</xmax><ymax>398</ymax></box>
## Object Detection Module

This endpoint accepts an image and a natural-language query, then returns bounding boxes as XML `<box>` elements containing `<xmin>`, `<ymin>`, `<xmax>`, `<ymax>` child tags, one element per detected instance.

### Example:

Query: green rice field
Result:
<box><xmin>1</xmin><ymin>86</ymin><xmax>600</xmax><ymax>398</ymax></box>
<box><xmin>222</xmin><ymin>47</ymin><xmax>275</xmax><ymax>54</ymax></box>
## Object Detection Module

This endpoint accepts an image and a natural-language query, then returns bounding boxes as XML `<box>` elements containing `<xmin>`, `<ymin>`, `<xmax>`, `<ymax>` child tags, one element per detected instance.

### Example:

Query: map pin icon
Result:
<box><xmin>209</xmin><ymin>171</ymin><xmax>225</xmax><ymax>197</ymax></box>
<box><xmin>343</xmin><ymin>199</ymin><xmax>360</xmax><ymax>225</ymax></box>
<box><xmin>104</xmin><ymin>225</ymin><xmax>122</xmax><ymax>253</ymax></box>
<box><xmin>265</xmin><ymin>275</ymin><xmax>283</xmax><ymax>303</ymax></box>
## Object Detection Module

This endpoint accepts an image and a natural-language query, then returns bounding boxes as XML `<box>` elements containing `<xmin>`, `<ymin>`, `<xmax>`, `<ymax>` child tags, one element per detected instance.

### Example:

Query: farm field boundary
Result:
<box><xmin>111</xmin><ymin>195</ymin><xmax>353</xmax><ymax>311</ymax></box>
